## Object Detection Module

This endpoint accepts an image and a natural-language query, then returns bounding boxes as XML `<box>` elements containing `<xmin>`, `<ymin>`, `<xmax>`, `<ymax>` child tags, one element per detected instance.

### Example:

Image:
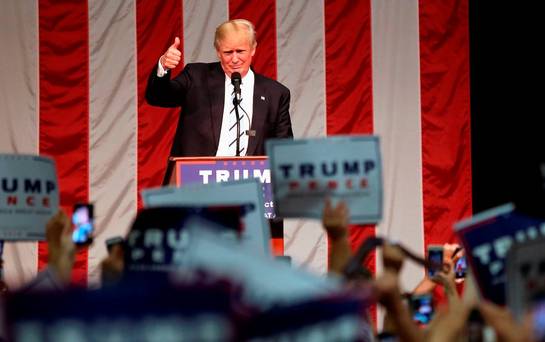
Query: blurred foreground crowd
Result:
<box><xmin>0</xmin><ymin>198</ymin><xmax>542</xmax><ymax>342</ymax></box>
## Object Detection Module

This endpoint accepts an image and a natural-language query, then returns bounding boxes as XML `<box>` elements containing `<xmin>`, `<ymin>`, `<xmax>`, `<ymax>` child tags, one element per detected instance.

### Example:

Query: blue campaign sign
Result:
<box><xmin>175</xmin><ymin>157</ymin><xmax>276</xmax><ymax>219</ymax></box>
<box><xmin>242</xmin><ymin>295</ymin><xmax>373</xmax><ymax>341</ymax></box>
<box><xmin>266</xmin><ymin>136</ymin><xmax>383</xmax><ymax>223</ymax></box>
<box><xmin>0</xmin><ymin>154</ymin><xmax>59</xmax><ymax>240</ymax></box>
<box><xmin>124</xmin><ymin>207</ymin><xmax>247</xmax><ymax>274</ymax></box>
<box><xmin>6</xmin><ymin>281</ymin><xmax>240</xmax><ymax>341</ymax></box>
<box><xmin>455</xmin><ymin>203</ymin><xmax>545</xmax><ymax>305</ymax></box>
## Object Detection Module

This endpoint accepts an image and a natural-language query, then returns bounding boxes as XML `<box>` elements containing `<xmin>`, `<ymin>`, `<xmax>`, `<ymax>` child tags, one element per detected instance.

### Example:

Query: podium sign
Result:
<box><xmin>169</xmin><ymin>156</ymin><xmax>283</xmax><ymax>256</ymax></box>
<box><xmin>173</xmin><ymin>156</ymin><xmax>275</xmax><ymax>219</ymax></box>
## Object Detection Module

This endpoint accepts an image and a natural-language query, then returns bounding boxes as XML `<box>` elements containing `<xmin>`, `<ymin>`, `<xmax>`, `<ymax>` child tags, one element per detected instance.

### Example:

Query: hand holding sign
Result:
<box><xmin>160</xmin><ymin>37</ymin><xmax>181</xmax><ymax>70</ymax></box>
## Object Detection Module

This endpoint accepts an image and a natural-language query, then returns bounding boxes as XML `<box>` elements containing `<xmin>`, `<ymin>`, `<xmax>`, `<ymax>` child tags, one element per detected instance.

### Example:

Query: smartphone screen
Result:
<box><xmin>427</xmin><ymin>246</ymin><xmax>443</xmax><ymax>277</ymax></box>
<box><xmin>455</xmin><ymin>255</ymin><xmax>467</xmax><ymax>279</ymax></box>
<box><xmin>72</xmin><ymin>203</ymin><xmax>94</xmax><ymax>245</ymax></box>
<box><xmin>410</xmin><ymin>294</ymin><xmax>434</xmax><ymax>325</ymax></box>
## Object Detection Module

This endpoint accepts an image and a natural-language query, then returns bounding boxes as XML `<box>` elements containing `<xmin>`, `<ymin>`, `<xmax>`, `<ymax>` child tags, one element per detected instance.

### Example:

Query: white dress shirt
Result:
<box><xmin>215</xmin><ymin>70</ymin><xmax>255</xmax><ymax>156</ymax></box>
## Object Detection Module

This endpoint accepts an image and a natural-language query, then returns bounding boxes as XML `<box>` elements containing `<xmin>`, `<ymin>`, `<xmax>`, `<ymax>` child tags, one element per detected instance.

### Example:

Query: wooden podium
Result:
<box><xmin>168</xmin><ymin>156</ymin><xmax>284</xmax><ymax>256</ymax></box>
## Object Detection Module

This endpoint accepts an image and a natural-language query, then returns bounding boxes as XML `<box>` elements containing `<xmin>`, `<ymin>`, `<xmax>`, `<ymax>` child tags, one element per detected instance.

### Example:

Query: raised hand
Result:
<box><xmin>46</xmin><ymin>210</ymin><xmax>76</xmax><ymax>285</ymax></box>
<box><xmin>160</xmin><ymin>37</ymin><xmax>182</xmax><ymax>70</ymax></box>
<box><xmin>322</xmin><ymin>197</ymin><xmax>349</xmax><ymax>240</ymax></box>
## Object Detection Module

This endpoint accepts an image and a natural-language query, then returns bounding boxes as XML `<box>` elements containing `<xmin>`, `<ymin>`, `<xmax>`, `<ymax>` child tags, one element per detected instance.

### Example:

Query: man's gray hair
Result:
<box><xmin>214</xmin><ymin>19</ymin><xmax>257</xmax><ymax>50</ymax></box>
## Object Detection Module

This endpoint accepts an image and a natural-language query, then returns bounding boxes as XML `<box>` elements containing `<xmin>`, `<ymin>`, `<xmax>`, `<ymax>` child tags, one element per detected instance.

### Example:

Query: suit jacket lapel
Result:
<box><xmin>247</xmin><ymin>74</ymin><xmax>267</xmax><ymax>156</ymax></box>
<box><xmin>208</xmin><ymin>63</ymin><xmax>225</xmax><ymax>152</ymax></box>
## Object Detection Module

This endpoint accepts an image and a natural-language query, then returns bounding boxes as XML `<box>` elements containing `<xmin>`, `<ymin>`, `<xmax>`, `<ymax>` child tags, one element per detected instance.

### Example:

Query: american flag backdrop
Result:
<box><xmin>0</xmin><ymin>0</ymin><xmax>471</xmax><ymax>304</ymax></box>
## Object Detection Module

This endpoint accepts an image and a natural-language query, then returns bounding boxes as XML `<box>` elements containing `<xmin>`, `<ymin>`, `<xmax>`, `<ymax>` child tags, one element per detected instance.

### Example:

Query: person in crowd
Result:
<box><xmin>412</xmin><ymin>243</ymin><xmax>464</xmax><ymax>307</ymax></box>
<box><xmin>375</xmin><ymin>243</ymin><xmax>427</xmax><ymax>341</ymax></box>
<box><xmin>20</xmin><ymin>210</ymin><xmax>76</xmax><ymax>292</ymax></box>
<box><xmin>146</xmin><ymin>19</ymin><xmax>293</xmax><ymax>185</ymax></box>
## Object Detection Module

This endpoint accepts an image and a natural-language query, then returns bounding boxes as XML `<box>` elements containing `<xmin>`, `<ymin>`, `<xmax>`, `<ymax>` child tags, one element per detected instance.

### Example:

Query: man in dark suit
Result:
<box><xmin>146</xmin><ymin>19</ymin><xmax>293</xmax><ymax>185</ymax></box>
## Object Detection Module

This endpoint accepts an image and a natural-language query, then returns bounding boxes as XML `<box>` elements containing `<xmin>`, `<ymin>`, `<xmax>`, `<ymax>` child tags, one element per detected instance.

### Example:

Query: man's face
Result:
<box><xmin>216</xmin><ymin>29</ymin><xmax>256</xmax><ymax>78</ymax></box>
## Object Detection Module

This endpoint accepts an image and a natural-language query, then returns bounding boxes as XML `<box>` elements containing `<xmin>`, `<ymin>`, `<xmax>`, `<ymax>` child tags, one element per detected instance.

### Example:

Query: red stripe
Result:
<box><xmin>325</xmin><ymin>0</ymin><xmax>373</xmax><ymax>136</ymax></box>
<box><xmin>136</xmin><ymin>0</ymin><xmax>183</xmax><ymax>207</ymax></box>
<box><xmin>229</xmin><ymin>0</ymin><xmax>277</xmax><ymax>80</ymax></box>
<box><xmin>325</xmin><ymin>0</ymin><xmax>375</xmax><ymax>324</ymax></box>
<box><xmin>38</xmin><ymin>0</ymin><xmax>90</xmax><ymax>285</ymax></box>
<box><xmin>419</xmin><ymin>0</ymin><xmax>472</xmax><ymax>247</ymax></box>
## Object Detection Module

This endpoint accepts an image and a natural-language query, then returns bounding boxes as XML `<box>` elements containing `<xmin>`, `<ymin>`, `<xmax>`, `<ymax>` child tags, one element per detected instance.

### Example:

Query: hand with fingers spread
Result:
<box><xmin>160</xmin><ymin>37</ymin><xmax>182</xmax><ymax>70</ymax></box>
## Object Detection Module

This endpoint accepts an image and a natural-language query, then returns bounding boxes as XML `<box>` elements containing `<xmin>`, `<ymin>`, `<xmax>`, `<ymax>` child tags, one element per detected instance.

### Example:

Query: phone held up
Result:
<box><xmin>427</xmin><ymin>245</ymin><xmax>444</xmax><ymax>277</ymax></box>
<box><xmin>72</xmin><ymin>203</ymin><xmax>94</xmax><ymax>245</ymax></box>
<box><xmin>409</xmin><ymin>293</ymin><xmax>434</xmax><ymax>325</ymax></box>
<box><xmin>454</xmin><ymin>255</ymin><xmax>467</xmax><ymax>279</ymax></box>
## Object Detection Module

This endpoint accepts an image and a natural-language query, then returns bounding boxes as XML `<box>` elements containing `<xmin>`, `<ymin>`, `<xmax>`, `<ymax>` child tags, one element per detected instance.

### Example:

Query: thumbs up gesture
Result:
<box><xmin>160</xmin><ymin>37</ymin><xmax>181</xmax><ymax>70</ymax></box>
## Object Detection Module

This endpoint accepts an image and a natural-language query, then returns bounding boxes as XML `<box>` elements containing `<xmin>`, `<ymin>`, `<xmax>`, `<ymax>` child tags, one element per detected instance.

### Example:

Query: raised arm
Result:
<box><xmin>145</xmin><ymin>37</ymin><xmax>190</xmax><ymax>108</ymax></box>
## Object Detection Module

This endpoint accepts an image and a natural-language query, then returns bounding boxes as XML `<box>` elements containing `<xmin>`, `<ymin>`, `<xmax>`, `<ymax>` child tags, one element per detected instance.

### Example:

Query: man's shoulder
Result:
<box><xmin>254</xmin><ymin>71</ymin><xmax>290</xmax><ymax>94</ymax></box>
<box><xmin>184</xmin><ymin>62</ymin><xmax>222</xmax><ymax>73</ymax></box>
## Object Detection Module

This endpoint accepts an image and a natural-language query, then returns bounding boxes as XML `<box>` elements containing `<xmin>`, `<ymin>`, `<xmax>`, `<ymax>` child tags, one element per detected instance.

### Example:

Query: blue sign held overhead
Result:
<box><xmin>455</xmin><ymin>203</ymin><xmax>545</xmax><ymax>305</ymax></box>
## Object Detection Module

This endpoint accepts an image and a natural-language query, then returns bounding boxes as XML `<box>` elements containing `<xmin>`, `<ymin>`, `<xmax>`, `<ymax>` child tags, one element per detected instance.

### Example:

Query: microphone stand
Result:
<box><xmin>233</xmin><ymin>96</ymin><xmax>241</xmax><ymax>156</ymax></box>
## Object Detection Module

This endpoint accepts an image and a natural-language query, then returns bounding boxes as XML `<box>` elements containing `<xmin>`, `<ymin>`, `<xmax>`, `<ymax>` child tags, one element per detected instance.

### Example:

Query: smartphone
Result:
<box><xmin>72</xmin><ymin>203</ymin><xmax>94</xmax><ymax>245</ymax></box>
<box><xmin>427</xmin><ymin>245</ymin><xmax>444</xmax><ymax>277</ymax></box>
<box><xmin>455</xmin><ymin>255</ymin><xmax>467</xmax><ymax>279</ymax></box>
<box><xmin>409</xmin><ymin>294</ymin><xmax>434</xmax><ymax>325</ymax></box>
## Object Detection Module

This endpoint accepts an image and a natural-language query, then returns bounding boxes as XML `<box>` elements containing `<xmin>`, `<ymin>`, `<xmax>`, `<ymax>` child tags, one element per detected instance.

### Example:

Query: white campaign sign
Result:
<box><xmin>266</xmin><ymin>135</ymin><xmax>383</xmax><ymax>223</ymax></box>
<box><xmin>141</xmin><ymin>179</ymin><xmax>270</xmax><ymax>257</ymax></box>
<box><xmin>0</xmin><ymin>154</ymin><xmax>59</xmax><ymax>240</ymax></box>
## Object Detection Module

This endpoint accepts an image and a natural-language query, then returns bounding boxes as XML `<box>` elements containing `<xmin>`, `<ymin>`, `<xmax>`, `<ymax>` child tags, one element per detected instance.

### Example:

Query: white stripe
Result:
<box><xmin>372</xmin><ymin>0</ymin><xmax>424</xmax><ymax>292</ymax></box>
<box><xmin>277</xmin><ymin>0</ymin><xmax>327</xmax><ymax>274</ymax></box>
<box><xmin>88</xmin><ymin>0</ymin><xmax>138</xmax><ymax>286</ymax></box>
<box><xmin>183</xmin><ymin>0</ymin><xmax>228</xmax><ymax>64</ymax></box>
<box><xmin>0</xmin><ymin>0</ymin><xmax>39</xmax><ymax>289</ymax></box>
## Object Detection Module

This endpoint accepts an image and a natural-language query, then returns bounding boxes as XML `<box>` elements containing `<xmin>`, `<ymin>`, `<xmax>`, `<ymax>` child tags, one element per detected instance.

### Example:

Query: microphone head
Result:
<box><xmin>231</xmin><ymin>72</ymin><xmax>242</xmax><ymax>85</ymax></box>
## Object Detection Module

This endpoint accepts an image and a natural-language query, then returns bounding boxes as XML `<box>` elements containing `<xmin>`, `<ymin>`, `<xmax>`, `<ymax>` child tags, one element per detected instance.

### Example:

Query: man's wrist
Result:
<box><xmin>157</xmin><ymin>57</ymin><xmax>169</xmax><ymax>77</ymax></box>
<box><xmin>326</xmin><ymin>227</ymin><xmax>348</xmax><ymax>241</ymax></box>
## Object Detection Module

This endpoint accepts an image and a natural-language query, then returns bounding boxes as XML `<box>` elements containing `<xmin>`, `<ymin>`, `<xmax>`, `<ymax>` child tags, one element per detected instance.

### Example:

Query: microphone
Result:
<box><xmin>231</xmin><ymin>72</ymin><xmax>242</xmax><ymax>103</ymax></box>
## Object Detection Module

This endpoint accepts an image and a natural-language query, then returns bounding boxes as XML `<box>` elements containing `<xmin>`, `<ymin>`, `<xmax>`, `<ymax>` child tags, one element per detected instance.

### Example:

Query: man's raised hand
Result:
<box><xmin>160</xmin><ymin>37</ymin><xmax>182</xmax><ymax>70</ymax></box>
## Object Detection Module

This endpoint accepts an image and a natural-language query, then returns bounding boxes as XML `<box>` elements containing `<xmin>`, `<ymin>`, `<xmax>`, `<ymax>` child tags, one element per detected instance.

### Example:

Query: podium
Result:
<box><xmin>168</xmin><ymin>156</ymin><xmax>284</xmax><ymax>256</ymax></box>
